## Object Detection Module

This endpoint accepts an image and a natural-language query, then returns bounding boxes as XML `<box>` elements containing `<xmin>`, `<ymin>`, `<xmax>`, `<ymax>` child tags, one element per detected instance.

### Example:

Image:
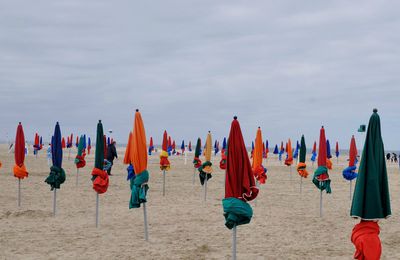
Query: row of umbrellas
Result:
<box><xmin>5</xmin><ymin>109</ymin><xmax>391</xmax><ymax>259</ymax></box>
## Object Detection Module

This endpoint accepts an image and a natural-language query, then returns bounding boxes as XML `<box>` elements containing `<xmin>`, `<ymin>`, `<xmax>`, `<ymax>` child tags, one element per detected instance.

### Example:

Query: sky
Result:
<box><xmin>1</xmin><ymin>0</ymin><xmax>399</xmax><ymax>150</ymax></box>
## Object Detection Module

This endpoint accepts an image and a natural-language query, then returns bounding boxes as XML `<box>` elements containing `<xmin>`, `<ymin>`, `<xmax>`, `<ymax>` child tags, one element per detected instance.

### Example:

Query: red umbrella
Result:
<box><xmin>14</xmin><ymin>123</ymin><xmax>28</xmax><ymax>207</ymax></box>
<box><xmin>61</xmin><ymin>137</ymin><xmax>66</xmax><ymax>149</ymax></box>
<box><xmin>313</xmin><ymin>126</ymin><xmax>331</xmax><ymax>217</ymax></box>
<box><xmin>223</xmin><ymin>116</ymin><xmax>258</xmax><ymax>258</ymax></box>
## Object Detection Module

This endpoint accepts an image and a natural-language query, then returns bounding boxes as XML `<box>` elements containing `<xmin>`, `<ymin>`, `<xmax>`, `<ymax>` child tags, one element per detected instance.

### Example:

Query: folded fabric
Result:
<box><xmin>129</xmin><ymin>170</ymin><xmax>149</xmax><ymax>209</ymax></box>
<box><xmin>222</xmin><ymin>197</ymin><xmax>253</xmax><ymax>229</ymax></box>
<box><xmin>91</xmin><ymin>167</ymin><xmax>109</xmax><ymax>194</ymax></box>
<box><xmin>343</xmin><ymin>166</ymin><xmax>358</xmax><ymax>181</ymax></box>
<box><xmin>45</xmin><ymin>165</ymin><xmax>66</xmax><ymax>190</ymax></box>
<box><xmin>13</xmin><ymin>164</ymin><xmax>28</xmax><ymax>179</ymax></box>
<box><xmin>297</xmin><ymin>162</ymin><xmax>308</xmax><ymax>178</ymax></box>
<box><xmin>351</xmin><ymin>221</ymin><xmax>381</xmax><ymax>260</ymax></box>
<box><xmin>312</xmin><ymin>166</ymin><xmax>331</xmax><ymax>193</ymax></box>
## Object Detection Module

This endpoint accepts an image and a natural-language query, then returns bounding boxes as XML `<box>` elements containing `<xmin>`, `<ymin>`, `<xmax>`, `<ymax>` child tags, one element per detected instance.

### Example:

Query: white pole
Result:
<box><xmin>319</xmin><ymin>182</ymin><xmax>323</xmax><ymax>218</ymax></box>
<box><xmin>76</xmin><ymin>168</ymin><xmax>79</xmax><ymax>186</ymax></box>
<box><xmin>18</xmin><ymin>179</ymin><xmax>21</xmax><ymax>207</ymax></box>
<box><xmin>300</xmin><ymin>177</ymin><xmax>302</xmax><ymax>194</ymax></box>
<box><xmin>184</xmin><ymin>153</ymin><xmax>187</xmax><ymax>165</ymax></box>
<box><xmin>68</xmin><ymin>149</ymin><xmax>71</xmax><ymax>160</ymax></box>
<box><xmin>232</xmin><ymin>226</ymin><xmax>237</xmax><ymax>260</ymax></box>
<box><xmin>96</xmin><ymin>193</ymin><xmax>99</xmax><ymax>228</ymax></box>
<box><xmin>254</xmin><ymin>180</ymin><xmax>260</xmax><ymax>206</ymax></box>
<box><xmin>349</xmin><ymin>180</ymin><xmax>352</xmax><ymax>201</ymax></box>
<box><xmin>143</xmin><ymin>202</ymin><xmax>149</xmax><ymax>241</ymax></box>
<box><xmin>204</xmin><ymin>175</ymin><xmax>208</xmax><ymax>202</ymax></box>
<box><xmin>162</xmin><ymin>170</ymin><xmax>166</xmax><ymax>196</ymax></box>
<box><xmin>53</xmin><ymin>189</ymin><xmax>57</xmax><ymax>217</ymax></box>
<box><xmin>192</xmin><ymin>168</ymin><xmax>196</xmax><ymax>185</ymax></box>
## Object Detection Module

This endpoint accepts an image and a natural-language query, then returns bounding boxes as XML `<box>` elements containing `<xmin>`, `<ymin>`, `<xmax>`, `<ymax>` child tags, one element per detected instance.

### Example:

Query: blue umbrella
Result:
<box><xmin>222</xmin><ymin>137</ymin><xmax>227</xmax><ymax>150</ymax></box>
<box><xmin>273</xmin><ymin>144</ymin><xmax>279</xmax><ymax>154</ymax></box>
<box><xmin>293</xmin><ymin>140</ymin><xmax>300</xmax><ymax>159</ymax></box>
<box><xmin>52</xmin><ymin>122</ymin><xmax>63</xmax><ymax>168</ymax></box>
<box><xmin>83</xmin><ymin>134</ymin><xmax>87</xmax><ymax>149</ymax></box>
<box><xmin>181</xmin><ymin>140</ymin><xmax>185</xmax><ymax>151</ymax></box>
<box><xmin>326</xmin><ymin>139</ymin><xmax>332</xmax><ymax>159</ymax></box>
<box><xmin>214</xmin><ymin>140</ymin><xmax>219</xmax><ymax>155</ymax></box>
<box><xmin>107</xmin><ymin>136</ymin><xmax>111</xmax><ymax>146</ymax></box>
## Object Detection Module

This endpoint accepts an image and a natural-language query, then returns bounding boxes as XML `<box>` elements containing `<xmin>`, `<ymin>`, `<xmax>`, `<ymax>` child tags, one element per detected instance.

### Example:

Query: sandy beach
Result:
<box><xmin>0</xmin><ymin>144</ymin><xmax>399</xmax><ymax>259</ymax></box>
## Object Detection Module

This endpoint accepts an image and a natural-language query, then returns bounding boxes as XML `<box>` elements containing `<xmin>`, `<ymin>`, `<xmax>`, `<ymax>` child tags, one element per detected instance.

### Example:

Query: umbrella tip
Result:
<box><xmin>208</xmin><ymin>130</ymin><xmax>211</xmax><ymax>133</ymax></box>
<box><xmin>373</xmin><ymin>108</ymin><xmax>378</xmax><ymax>113</ymax></box>
<box><xmin>18</xmin><ymin>122</ymin><xmax>21</xmax><ymax>124</ymax></box>
<box><xmin>99</xmin><ymin>120</ymin><xmax>102</xmax><ymax>123</ymax></box>
<box><xmin>56</xmin><ymin>121</ymin><xmax>59</xmax><ymax>125</ymax></box>
<box><xmin>233</xmin><ymin>116</ymin><xmax>237</xmax><ymax>120</ymax></box>
<box><xmin>321</xmin><ymin>125</ymin><xmax>324</xmax><ymax>128</ymax></box>
<box><xmin>258</xmin><ymin>126</ymin><xmax>260</xmax><ymax>129</ymax></box>
<box><xmin>136</xmin><ymin>109</ymin><xmax>139</xmax><ymax>112</ymax></box>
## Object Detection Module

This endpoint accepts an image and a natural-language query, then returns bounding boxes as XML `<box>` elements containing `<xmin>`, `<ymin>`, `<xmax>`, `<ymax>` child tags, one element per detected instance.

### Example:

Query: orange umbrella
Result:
<box><xmin>284</xmin><ymin>139</ymin><xmax>293</xmax><ymax>166</ymax></box>
<box><xmin>129</xmin><ymin>109</ymin><xmax>150</xmax><ymax>241</ymax></box>
<box><xmin>199</xmin><ymin>131</ymin><xmax>213</xmax><ymax>201</ymax></box>
<box><xmin>252</xmin><ymin>127</ymin><xmax>267</xmax><ymax>184</ymax></box>
<box><xmin>124</xmin><ymin>132</ymin><xmax>133</xmax><ymax>165</ymax></box>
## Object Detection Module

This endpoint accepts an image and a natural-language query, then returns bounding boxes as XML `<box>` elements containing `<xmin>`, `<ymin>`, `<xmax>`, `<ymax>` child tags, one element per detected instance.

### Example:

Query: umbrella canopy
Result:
<box><xmin>87</xmin><ymin>137</ymin><xmax>91</xmax><ymax>154</ymax></box>
<box><xmin>45</xmin><ymin>122</ymin><xmax>66</xmax><ymax>190</ymax></box>
<box><xmin>82</xmin><ymin>135</ymin><xmax>87</xmax><ymax>149</ymax></box>
<box><xmin>350</xmin><ymin>109</ymin><xmax>390</xmax><ymax>260</ymax></box>
<box><xmin>214</xmin><ymin>140</ymin><xmax>219</xmax><ymax>155</ymax></box>
<box><xmin>293</xmin><ymin>140</ymin><xmax>299</xmax><ymax>159</ymax></box>
<box><xmin>61</xmin><ymin>137</ymin><xmax>66</xmax><ymax>149</ymax></box>
<box><xmin>273</xmin><ymin>144</ymin><xmax>279</xmax><ymax>154</ymax></box>
<box><xmin>159</xmin><ymin>130</ymin><xmax>170</xmax><ymax>170</ymax></box>
<box><xmin>148</xmin><ymin>137</ymin><xmax>154</xmax><ymax>155</ymax></box>
<box><xmin>39</xmin><ymin>136</ymin><xmax>43</xmax><ymax>149</ymax></box>
<box><xmin>33</xmin><ymin>133</ymin><xmax>40</xmax><ymax>151</ymax></box>
<box><xmin>75</xmin><ymin>136</ymin><xmax>79</xmax><ymax>148</ymax></box>
<box><xmin>343</xmin><ymin>135</ymin><xmax>358</xmax><ymax>181</ymax></box>
<box><xmin>181</xmin><ymin>140</ymin><xmax>185</xmax><ymax>152</ymax></box>
<box><xmin>297</xmin><ymin>135</ymin><xmax>308</xmax><ymax>178</ymax></box>
<box><xmin>335</xmin><ymin>141</ymin><xmax>339</xmax><ymax>158</ymax></box>
<box><xmin>252</xmin><ymin>127</ymin><xmax>267</xmax><ymax>184</ymax></box>
<box><xmin>285</xmin><ymin>139</ymin><xmax>293</xmax><ymax>166</ymax></box>
<box><xmin>124</xmin><ymin>132</ymin><xmax>133</xmax><ymax>165</ymax></box>
<box><xmin>313</xmin><ymin>127</ymin><xmax>331</xmax><ymax>193</ymax></box>
<box><xmin>74</xmin><ymin>135</ymin><xmax>86</xmax><ymax>169</ymax></box>
<box><xmin>326</xmin><ymin>140</ymin><xmax>332</xmax><ymax>159</ymax></box>
<box><xmin>223</xmin><ymin>116</ymin><xmax>258</xmax><ymax>229</ymax></box>
<box><xmin>193</xmin><ymin>138</ymin><xmax>202</xmax><ymax>168</ymax></box>
<box><xmin>188</xmin><ymin>141</ymin><xmax>192</xmax><ymax>152</ymax></box>
<box><xmin>351</xmin><ymin>109</ymin><xmax>391</xmax><ymax>220</ymax></box>
<box><xmin>265</xmin><ymin>140</ymin><xmax>269</xmax><ymax>158</ymax></box>
<box><xmin>14</xmin><ymin>122</ymin><xmax>28</xmax><ymax>179</ymax></box>
<box><xmin>91</xmin><ymin>120</ymin><xmax>109</xmax><ymax>194</ymax></box>
<box><xmin>198</xmin><ymin>132</ymin><xmax>213</xmax><ymax>185</ymax></box>
<box><xmin>129</xmin><ymin>109</ymin><xmax>149</xmax><ymax>208</ymax></box>
<box><xmin>311</xmin><ymin>141</ymin><xmax>317</xmax><ymax>162</ymax></box>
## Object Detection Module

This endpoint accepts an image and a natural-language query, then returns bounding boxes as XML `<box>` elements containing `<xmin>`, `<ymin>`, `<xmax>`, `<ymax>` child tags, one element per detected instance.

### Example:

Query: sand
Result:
<box><xmin>0</xmin><ymin>144</ymin><xmax>399</xmax><ymax>260</ymax></box>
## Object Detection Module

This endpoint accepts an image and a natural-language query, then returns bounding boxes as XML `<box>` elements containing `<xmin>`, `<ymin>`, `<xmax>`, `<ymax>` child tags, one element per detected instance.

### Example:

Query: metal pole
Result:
<box><xmin>162</xmin><ymin>170</ymin><xmax>166</xmax><ymax>196</ymax></box>
<box><xmin>204</xmin><ymin>175</ymin><xmax>208</xmax><ymax>201</ymax></box>
<box><xmin>143</xmin><ymin>202</ymin><xmax>149</xmax><ymax>241</ymax></box>
<box><xmin>300</xmin><ymin>177</ymin><xmax>302</xmax><ymax>194</ymax></box>
<box><xmin>319</xmin><ymin>182</ymin><xmax>323</xmax><ymax>218</ymax></box>
<box><xmin>192</xmin><ymin>168</ymin><xmax>196</xmax><ymax>185</ymax></box>
<box><xmin>53</xmin><ymin>189</ymin><xmax>57</xmax><ymax>217</ymax></box>
<box><xmin>18</xmin><ymin>179</ymin><xmax>21</xmax><ymax>207</ymax></box>
<box><xmin>350</xmin><ymin>180</ymin><xmax>352</xmax><ymax>201</ymax></box>
<box><xmin>96</xmin><ymin>193</ymin><xmax>99</xmax><ymax>228</ymax></box>
<box><xmin>184</xmin><ymin>153</ymin><xmax>187</xmax><ymax>165</ymax></box>
<box><xmin>76</xmin><ymin>168</ymin><xmax>79</xmax><ymax>186</ymax></box>
<box><xmin>232</xmin><ymin>226</ymin><xmax>237</xmax><ymax>260</ymax></box>
<box><xmin>254</xmin><ymin>180</ymin><xmax>260</xmax><ymax>206</ymax></box>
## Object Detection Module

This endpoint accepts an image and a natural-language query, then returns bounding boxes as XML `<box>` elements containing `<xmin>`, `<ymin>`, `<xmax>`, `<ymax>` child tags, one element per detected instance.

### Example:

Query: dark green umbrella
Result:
<box><xmin>296</xmin><ymin>135</ymin><xmax>307</xmax><ymax>193</ymax></box>
<box><xmin>350</xmin><ymin>109</ymin><xmax>391</xmax><ymax>220</ymax></box>
<box><xmin>192</xmin><ymin>138</ymin><xmax>201</xmax><ymax>184</ymax></box>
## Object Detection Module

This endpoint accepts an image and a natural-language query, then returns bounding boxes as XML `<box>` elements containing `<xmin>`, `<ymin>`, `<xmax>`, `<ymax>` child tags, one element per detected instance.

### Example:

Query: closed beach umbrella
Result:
<box><xmin>343</xmin><ymin>136</ymin><xmax>358</xmax><ymax>181</ymax></box>
<box><xmin>193</xmin><ymin>138</ymin><xmax>202</xmax><ymax>168</ymax></box>
<box><xmin>45</xmin><ymin>122</ymin><xmax>66</xmax><ymax>216</ymax></box>
<box><xmin>252</xmin><ymin>127</ymin><xmax>267</xmax><ymax>184</ymax></box>
<box><xmin>188</xmin><ymin>141</ymin><xmax>192</xmax><ymax>152</ymax></box>
<box><xmin>284</xmin><ymin>139</ymin><xmax>293</xmax><ymax>166</ymax></box>
<box><xmin>124</xmin><ymin>132</ymin><xmax>135</xmax><ymax>181</ymax></box>
<box><xmin>273</xmin><ymin>145</ymin><xmax>278</xmax><ymax>154</ymax></box>
<box><xmin>297</xmin><ymin>135</ymin><xmax>308</xmax><ymax>178</ymax></box>
<box><xmin>75</xmin><ymin>135</ymin><xmax>87</xmax><ymax>169</ymax></box>
<box><xmin>181</xmin><ymin>140</ymin><xmax>185</xmax><ymax>154</ymax></box>
<box><xmin>265</xmin><ymin>140</ymin><xmax>269</xmax><ymax>158</ymax></box>
<box><xmin>61</xmin><ymin>137</ymin><xmax>66</xmax><ymax>149</ymax></box>
<box><xmin>311</xmin><ymin>141</ymin><xmax>317</xmax><ymax>162</ymax></box>
<box><xmin>91</xmin><ymin>121</ymin><xmax>109</xmax><ymax>194</ymax></box>
<box><xmin>45</xmin><ymin>122</ymin><xmax>65</xmax><ymax>190</ymax></box>
<box><xmin>223</xmin><ymin>116</ymin><xmax>259</xmax><ymax>259</ymax></box>
<box><xmin>198</xmin><ymin>132</ymin><xmax>213</xmax><ymax>186</ymax></box>
<box><xmin>350</xmin><ymin>109</ymin><xmax>391</xmax><ymax>259</ymax></box>
<box><xmin>148</xmin><ymin>137</ymin><xmax>154</xmax><ymax>155</ymax></box>
<box><xmin>129</xmin><ymin>109</ymin><xmax>149</xmax><ymax>208</ymax></box>
<box><xmin>335</xmin><ymin>141</ymin><xmax>339</xmax><ymax>158</ymax></box>
<box><xmin>293</xmin><ymin>140</ymin><xmax>299</xmax><ymax>160</ymax></box>
<box><xmin>87</xmin><ymin>137</ymin><xmax>91</xmax><ymax>154</ymax></box>
<box><xmin>14</xmin><ymin>123</ymin><xmax>29</xmax><ymax>207</ymax></box>
<box><xmin>159</xmin><ymin>130</ymin><xmax>170</xmax><ymax>170</ymax></box>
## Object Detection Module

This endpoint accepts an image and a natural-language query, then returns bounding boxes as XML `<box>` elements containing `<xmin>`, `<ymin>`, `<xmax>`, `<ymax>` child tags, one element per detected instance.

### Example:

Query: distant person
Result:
<box><xmin>386</xmin><ymin>153</ymin><xmax>391</xmax><ymax>162</ymax></box>
<box><xmin>46</xmin><ymin>143</ymin><xmax>52</xmax><ymax>166</ymax></box>
<box><xmin>106</xmin><ymin>141</ymin><xmax>118</xmax><ymax>175</ymax></box>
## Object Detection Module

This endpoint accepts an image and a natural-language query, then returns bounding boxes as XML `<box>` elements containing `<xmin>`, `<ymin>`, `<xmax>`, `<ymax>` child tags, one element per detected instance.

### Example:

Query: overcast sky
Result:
<box><xmin>1</xmin><ymin>1</ymin><xmax>399</xmax><ymax>150</ymax></box>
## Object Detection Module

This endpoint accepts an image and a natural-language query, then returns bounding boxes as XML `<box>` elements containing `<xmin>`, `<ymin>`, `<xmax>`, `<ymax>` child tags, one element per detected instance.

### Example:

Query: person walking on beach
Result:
<box><xmin>106</xmin><ymin>141</ymin><xmax>118</xmax><ymax>175</ymax></box>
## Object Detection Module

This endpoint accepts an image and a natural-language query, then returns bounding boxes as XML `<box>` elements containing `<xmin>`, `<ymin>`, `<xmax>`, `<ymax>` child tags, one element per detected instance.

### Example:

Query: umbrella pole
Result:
<box><xmin>53</xmin><ymin>189</ymin><xmax>57</xmax><ymax>217</ymax></box>
<box><xmin>289</xmin><ymin>166</ymin><xmax>292</xmax><ymax>182</ymax></box>
<box><xmin>192</xmin><ymin>168</ymin><xmax>196</xmax><ymax>185</ymax></box>
<box><xmin>76</xmin><ymin>168</ymin><xmax>79</xmax><ymax>186</ymax></box>
<box><xmin>204</xmin><ymin>174</ymin><xmax>208</xmax><ymax>202</ymax></box>
<box><xmin>68</xmin><ymin>149</ymin><xmax>71</xmax><ymax>160</ymax></box>
<box><xmin>96</xmin><ymin>193</ymin><xmax>99</xmax><ymax>228</ymax></box>
<box><xmin>300</xmin><ymin>176</ymin><xmax>302</xmax><ymax>194</ymax></box>
<box><xmin>143</xmin><ymin>202</ymin><xmax>149</xmax><ymax>241</ymax></box>
<box><xmin>232</xmin><ymin>226</ymin><xmax>237</xmax><ymax>260</ymax></box>
<box><xmin>18</xmin><ymin>179</ymin><xmax>21</xmax><ymax>207</ymax></box>
<box><xmin>162</xmin><ymin>170</ymin><xmax>166</xmax><ymax>196</ymax></box>
<box><xmin>254</xmin><ymin>180</ymin><xmax>260</xmax><ymax>206</ymax></box>
<box><xmin>184</xmin><ymin>153</ymin><xmax>187</xmax><ymax>165</ymax></box>
<box><xmin>319</xmin><ymin>182</ymin><xmax>323</xmax><ymax>217</ymax></box>
<box><xmin>349</xmin><ymin>180</ymin><xmax>352</xmax><ymax>201</ymax></box>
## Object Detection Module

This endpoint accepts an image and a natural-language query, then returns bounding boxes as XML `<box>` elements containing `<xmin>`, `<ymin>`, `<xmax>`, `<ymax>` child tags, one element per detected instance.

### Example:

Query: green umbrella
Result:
<box><xmin>350</xmin><ymin>109</ymin><xmax>391</xmax><ymax>220</ymax></box>
<box><xmin>297</xmin><ymin>135</ymin><xmax>307</xmax><ymax>193</ymax></box>
<box><xmin>299</xmin><ymin>135</ymin><xmax>306</xmax><ymax>163</ymax></box>
<box><xmin>192</xmin><ymin>138</ymin><xmax>201</xmax><ymax>184</ymax></box>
